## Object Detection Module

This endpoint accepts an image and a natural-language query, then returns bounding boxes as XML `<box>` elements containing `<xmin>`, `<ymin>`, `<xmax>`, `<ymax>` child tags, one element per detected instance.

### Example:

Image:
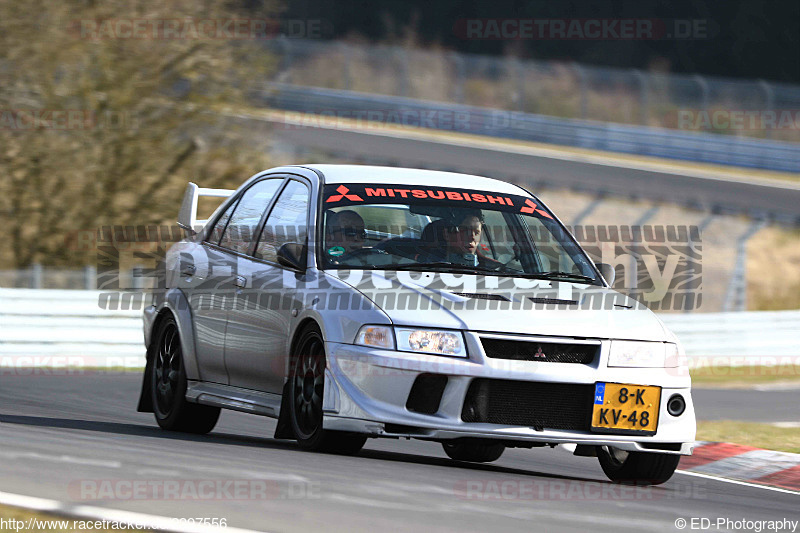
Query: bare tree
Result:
<box><xmin>0</xmin><ymin>0</ymin><xmax>280</xmax><ymax>268</ymax></box>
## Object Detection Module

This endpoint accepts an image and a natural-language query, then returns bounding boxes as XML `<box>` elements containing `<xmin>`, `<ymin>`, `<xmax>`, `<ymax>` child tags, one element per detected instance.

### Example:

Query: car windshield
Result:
<box><xmin>320</xmin><ymin>182</ymin><xmax>599</xmax><ymax>283</ymax></box>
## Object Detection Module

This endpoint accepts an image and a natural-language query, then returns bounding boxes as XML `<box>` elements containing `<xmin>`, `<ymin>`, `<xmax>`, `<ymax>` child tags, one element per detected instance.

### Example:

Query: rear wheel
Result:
<box><xmin>443</xmin><ymin>439</ymin><xmax>505</xmax><ymax>463</ymax></box>
<box><xmin>289</xmin><ymin>325</ymin><xmax>367</xmax><ymax>455</ymax></box>
<box><xmin>151</xmin><ymin>316</ymin><xmax>220</xmax><ymax>434</ymax></box>
<box><xmin>597</xmin><ymin>446</ymin><xmax>679</xmax><ymax>485</ymax></box>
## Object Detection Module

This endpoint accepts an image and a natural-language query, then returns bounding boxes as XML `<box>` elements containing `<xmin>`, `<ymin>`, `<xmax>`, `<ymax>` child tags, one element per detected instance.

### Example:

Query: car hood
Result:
<box><xmin>325</xmin><ymin>270</ymin><xmax>670</xmax><ymax>342</ymax></box>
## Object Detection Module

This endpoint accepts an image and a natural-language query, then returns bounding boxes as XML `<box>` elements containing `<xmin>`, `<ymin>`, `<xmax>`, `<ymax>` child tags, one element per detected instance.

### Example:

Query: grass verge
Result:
<box><xmin>690</xmin><ymin>364</ymin><xmax>800</xmax><ymax>387</ymax></box>
<box><xmin>696</xmin><ymin>421</ymin><xmax>800</xmax><ymax>454</ymax></box>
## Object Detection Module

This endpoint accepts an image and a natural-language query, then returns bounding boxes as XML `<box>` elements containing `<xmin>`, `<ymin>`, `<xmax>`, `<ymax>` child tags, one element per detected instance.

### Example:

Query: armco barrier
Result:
<box><xmin>1</xmin><ymin>289</ymin><xmax>798</xmax><ymax>367</ymax></box>
<box><xmin>259</xmin><ymin>84</ymin><xmax>800</xmax><ymax>174</ymax></box>
<box><xmin>0</xmin><ymin>289</ymin><xmax>144</xmax><ymax>362</ymax></box>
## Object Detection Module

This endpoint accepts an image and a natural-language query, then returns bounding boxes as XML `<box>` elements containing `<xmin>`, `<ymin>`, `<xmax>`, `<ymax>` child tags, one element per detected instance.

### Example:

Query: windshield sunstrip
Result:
<box><xmin>323</xmin><ymin>183</ymin><xmax>553</xmax><ymax>219</ymax></box>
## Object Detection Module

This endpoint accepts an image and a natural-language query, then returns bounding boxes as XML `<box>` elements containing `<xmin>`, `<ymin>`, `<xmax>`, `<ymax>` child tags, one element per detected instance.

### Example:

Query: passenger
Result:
<box><xmin>326</xmin><ymin>210</ymin><xmax>366</xmax><ymax>256</ymax></box>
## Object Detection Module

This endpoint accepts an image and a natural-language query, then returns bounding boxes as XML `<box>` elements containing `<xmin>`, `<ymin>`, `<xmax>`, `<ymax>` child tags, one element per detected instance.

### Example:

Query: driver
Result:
<box><xmin>420</xmin><ymin>210</ymin><xmax>502</xmax><ymax>269</ymax></box>
<box><xmin>326</xmin><ymin>210</ymin><xmax>366</xmax><ymax>256</ymax></box>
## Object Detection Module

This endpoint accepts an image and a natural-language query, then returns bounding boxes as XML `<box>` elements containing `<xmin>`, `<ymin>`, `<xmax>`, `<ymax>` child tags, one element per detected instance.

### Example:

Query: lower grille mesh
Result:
<box><xmin>462</xmin><ymin>379</ymin><xmax>594</xmax><ymax>431</ymax></box>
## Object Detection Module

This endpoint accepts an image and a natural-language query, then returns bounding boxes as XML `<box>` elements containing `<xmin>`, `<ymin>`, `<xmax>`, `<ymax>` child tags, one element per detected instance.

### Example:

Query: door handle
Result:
<box><xmin>234</xmin><ymin>275</ymin><xmax>246</xmax><ymax>288</ymax></box>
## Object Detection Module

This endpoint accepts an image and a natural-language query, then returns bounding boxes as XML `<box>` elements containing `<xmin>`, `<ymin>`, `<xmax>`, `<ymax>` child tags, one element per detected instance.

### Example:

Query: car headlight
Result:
<box><xmin>608</xmin><ymin>340</ymin><xmax>678</xmax><ymax>368</ymax></box>
<box><xmin>355</xmin><ymin>326</ymin><xmax>395</xmax><ymax>349</ymax></box>
<box><xmin>395</xmin><ymin>328</ymin><xmax>467</xmax><ymax>357</ymax></box>
<box><xmin>355</xmin><ymin>325</ymin><xmax>467</xmax><ymax>357</ymax></box>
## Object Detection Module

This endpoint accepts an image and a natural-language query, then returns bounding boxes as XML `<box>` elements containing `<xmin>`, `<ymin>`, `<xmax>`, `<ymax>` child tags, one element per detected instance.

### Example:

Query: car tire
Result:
<box><xmin>151</xmin><ymin>316</ymin><xmax>220</xmax><ymax>434</ymax></box>
<box><xmin>289</xmin><ymin>325</ymin><xmax>367</xmax><ymax>455</ymax></box>
<box><xmin>442</xmin><ymin>439</ymin><xmax>505</xmax><ymax>463</ymax></box>
<box><xmin>597</xmin><ymin>446</ymin><xmax>680</xmax><ymax>485</ymax></box>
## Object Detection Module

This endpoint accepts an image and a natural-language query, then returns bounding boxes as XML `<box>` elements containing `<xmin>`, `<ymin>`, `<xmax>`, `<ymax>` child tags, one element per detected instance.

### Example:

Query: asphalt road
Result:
<box><xmin>272</xmin><ymin>123</ymin><xmax>800</xmax><ymax>225</ymax></box>
<box><xmin>0</xmin><ymin>374</ymin><xmax>797</xmax><ymax>532</ymax></box>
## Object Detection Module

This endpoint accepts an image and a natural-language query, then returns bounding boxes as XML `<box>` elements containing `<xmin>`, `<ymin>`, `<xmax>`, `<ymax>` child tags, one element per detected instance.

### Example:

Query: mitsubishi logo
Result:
<box><xmin>520</xmin><ymin>199</ymin><xmax>553</xmax><ymax>219</ymax></box>
<box><xmin>533</xmin><ymin>347</ymin><xmax>547</xmax><ymax>359</ymax></box>
<box><xmin>326</xmin><ymin>185</ymin><xmax>364</xmax><ymax>203</ymax></box>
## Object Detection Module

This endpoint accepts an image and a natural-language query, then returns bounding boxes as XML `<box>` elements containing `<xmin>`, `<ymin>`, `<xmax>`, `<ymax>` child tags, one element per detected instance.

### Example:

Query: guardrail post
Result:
<box><xmin>570</xmin><ymin>194</ymin><xmax>605</xmax><ymax>226</ymax></box>
<box><xmin>131</xmin><ymin>265</ymin><xmax>144</xmax><ymax>291</ymax></box>
<box><xmin>682</xmin><ymin>219</ymin><xmax>707</xmax><ymax>313</ymax></box>
<box><xmin>759</xmin><ymin>80</ymin><xmax>774</xmax><ymax>139</ymax></box>
<box><xmin>451</xmin><ymin>53</ymin><xmax>465</xmax><ymax>104</ymax></box>
<box><xmin>697</xmin><ymin>214</ymin><xmax>716</xmax><ymax>234</ymax></box>
<box><xmin>396</xmin><ymin>47</ymin><xmax>409</xmax><ymax>97</ymax></box>
<box><xmin>514</xmin><ymin>58</ymin><xmax>525</xmax><ymax>112</ymax></box>
<box><xmin>30</xmin><ymin>263</ymin><xmax>43</xmax><ymax>289</ymax></box>
<box><xmin>278</xmin><ymin>36</ymin><xmax>292</xmax><ymax>84</ymax></box>
<box><xmin>693</xmin><ymin>75</ymin><xmax>709</xmax><ymax>115</ymax></box>
<box><xmin>573</xmin><ymin>63</ymin><xmax>587</xmax><ymax>120</ymax></box>
<box><xmin>341</xmin><ymin>43</ymin><xmax>352</xmax><ymax>91</ymax></box>
<box><xmin>629</xmin><ymin>205</ymin><xmax>660</xmax><ymax>292</ymax></box>
<box><xmin>83</xmin><ymin>265</ymin><xmax>97</xmax><ymax>290</ymax></box>
<box><xmin>723</xmin><ymin>219</ymin><xmax>767</xmax><ymax>312</ymax></box>
<box><xmin>634</xmin><ymin>70</ymin><xmax>649</xmax><ymax>126</ymax></box>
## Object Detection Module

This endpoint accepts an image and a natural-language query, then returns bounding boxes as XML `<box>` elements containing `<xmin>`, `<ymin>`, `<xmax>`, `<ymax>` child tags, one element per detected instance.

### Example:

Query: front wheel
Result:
<box><xmin>288</xmin><ymin>325</ymin><xmax>367</xmax><ymax>455</ymax></box>
<box><xmin>443</xmin><ymin>439</ymin><xmax>505</xmax><ymax>463</ymax></box>
<box><xmin>151</xmin><ymin>316</ymin><xmax>220</xmax><ymax>434</ymax></box>
<box><xmin>597</xmin><ymin>446</ymin><xmax>680</xmax><ymax>485</ymax></box>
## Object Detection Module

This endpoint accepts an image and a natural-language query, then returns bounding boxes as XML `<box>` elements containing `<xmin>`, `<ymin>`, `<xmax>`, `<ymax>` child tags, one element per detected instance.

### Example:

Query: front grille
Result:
<box><xmin>462</xmin><ymin>379</ymin><xmax>594</xmax><ymax>431</ymax></box>
<box><xmin>480</xmin><ymin>337</ymin><xmax>598</xmax><ymax>364</ymax></box>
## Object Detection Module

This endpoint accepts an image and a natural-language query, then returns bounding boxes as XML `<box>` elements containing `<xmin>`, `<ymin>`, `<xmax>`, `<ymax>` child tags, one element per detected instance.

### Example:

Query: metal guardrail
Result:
<box><xmin>0</xmin><ymin>289</ymin><xmax>144</xmax><ymax>363</ymax></box>
<box><xmin>269</xmin><ymin>39</ymin><xmax>800</xmax><ymax>145</ymax></box>
<box><xmin>1</xmin><ymin>289</ymin><xmax>798</xmax><ymax>367</ymax></box>
<box><xmin>260</xmin><ymin>84</ymin><xmax>800</xmax><ymax>173</ymax></box>
<box><xmin>660</xmin><ymin>311</ymin><xmax>800</xmax><ymax>359</ymax></box>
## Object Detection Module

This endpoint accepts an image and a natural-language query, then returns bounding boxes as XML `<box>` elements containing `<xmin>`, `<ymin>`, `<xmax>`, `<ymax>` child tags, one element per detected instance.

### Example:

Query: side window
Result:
<box><xmin>255</xmin><ymin>181</ymin><xmax>310</xmax><ymax>262</ymax></box>
<box><xmin>219</xmin><ymin>179</ymin><xmax>283</xmax><ymax>254</ymax></box>
<box><xmin>207</xmin><ymin>199</ymin><xmax>238</xmax><ymax>245</ymax></box>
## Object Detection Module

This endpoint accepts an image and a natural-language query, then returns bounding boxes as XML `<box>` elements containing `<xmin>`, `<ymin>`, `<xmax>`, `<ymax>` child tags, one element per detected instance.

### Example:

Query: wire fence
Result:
<box><xmin>267</xmin><ymin>38</ymin><xmax>800</xmax><ymax>143</ymax></box>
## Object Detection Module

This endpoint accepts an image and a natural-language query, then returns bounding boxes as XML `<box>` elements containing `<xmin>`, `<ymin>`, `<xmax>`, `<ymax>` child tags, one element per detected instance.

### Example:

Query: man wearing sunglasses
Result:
<box><xmin>326</xmin><ymin>210</ymin><xmax>367</xmax><ymax>256</ymax></box>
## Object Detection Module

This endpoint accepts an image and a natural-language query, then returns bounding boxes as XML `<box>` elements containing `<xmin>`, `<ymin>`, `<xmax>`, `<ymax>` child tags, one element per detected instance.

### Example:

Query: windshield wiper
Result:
<box><xmin>393</xmin><ymin>262</ymin><xmax>500</xmax><ymax>275</ymax></box>
<box><xmin>525</xmin><ymin>271</ymin><xmax>598</xmax><ymax>283</ymax></box>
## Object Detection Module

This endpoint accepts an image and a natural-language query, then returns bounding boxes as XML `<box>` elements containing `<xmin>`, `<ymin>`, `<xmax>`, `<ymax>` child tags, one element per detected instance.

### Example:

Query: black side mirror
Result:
<box><xmin>595</xmin><ymin>262</ymin><xmax>616</xmax><ymax>286</ymax></box>
<box><xmin>277</xmin><ymin>242</ymin><xmax>307</xmax><ymax>271</ymax></box>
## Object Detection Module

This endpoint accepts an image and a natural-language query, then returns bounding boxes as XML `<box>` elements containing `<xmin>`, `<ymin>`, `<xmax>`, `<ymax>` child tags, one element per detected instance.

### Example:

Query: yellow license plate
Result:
<box><xmin>591</xmin><ymin>382</ymin><xmax>661</xmax><ymax>435</ymax></box>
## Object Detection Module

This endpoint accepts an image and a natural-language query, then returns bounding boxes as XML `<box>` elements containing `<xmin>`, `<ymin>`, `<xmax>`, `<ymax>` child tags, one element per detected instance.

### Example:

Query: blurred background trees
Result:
<box><xmin>0</xmin><ymin>0</ymin><xmax>279</xmax><ymax>268</ymax></box>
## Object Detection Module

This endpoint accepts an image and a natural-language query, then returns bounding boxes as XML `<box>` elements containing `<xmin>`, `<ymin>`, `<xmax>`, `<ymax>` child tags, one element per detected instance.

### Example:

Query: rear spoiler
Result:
<box><xmin>177</xmin><ymin>182</ymin><xmax>235</xmax><ymax>234</ymax></box>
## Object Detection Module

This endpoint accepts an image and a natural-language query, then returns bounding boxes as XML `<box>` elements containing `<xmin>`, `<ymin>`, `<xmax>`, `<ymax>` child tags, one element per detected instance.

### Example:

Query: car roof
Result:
<box><xmin>294</xmin><ymin>165</ymin><xmax>530</xmax><ymax>196</ymax></box>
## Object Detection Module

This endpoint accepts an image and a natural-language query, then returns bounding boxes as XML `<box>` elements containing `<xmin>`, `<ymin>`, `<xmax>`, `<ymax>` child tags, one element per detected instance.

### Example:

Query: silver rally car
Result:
<box><xmin>138</xmin><ymin>164</ymin><xmax>695</xmax><ymax>484</ymax></box>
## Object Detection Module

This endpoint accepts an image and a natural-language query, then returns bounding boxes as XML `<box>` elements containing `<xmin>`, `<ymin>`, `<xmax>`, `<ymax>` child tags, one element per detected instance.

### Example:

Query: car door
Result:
<box><xmin>192</xmin><ymin>177</ymin><xmax>284</xmax><ymax>384</ymax></box>
<box><xmin>224</xmin><ymin>178</ymin><xmax>311</xmax><ymax>393</ymax></box>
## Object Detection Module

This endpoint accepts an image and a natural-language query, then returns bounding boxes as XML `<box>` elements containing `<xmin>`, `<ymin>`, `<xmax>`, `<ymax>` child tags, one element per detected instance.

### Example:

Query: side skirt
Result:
<box><xmin>185</xmin><ymin>381</ymin><xmax>282</xmax><ymax>418</ymax></box>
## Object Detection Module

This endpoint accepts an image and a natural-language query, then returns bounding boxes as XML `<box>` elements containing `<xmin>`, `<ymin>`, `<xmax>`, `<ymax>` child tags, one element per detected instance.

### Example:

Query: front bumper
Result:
<box><xmin>323</xmin><ymin>336</ymin><xmax>697</xmax><ymax>455</ymax></box>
